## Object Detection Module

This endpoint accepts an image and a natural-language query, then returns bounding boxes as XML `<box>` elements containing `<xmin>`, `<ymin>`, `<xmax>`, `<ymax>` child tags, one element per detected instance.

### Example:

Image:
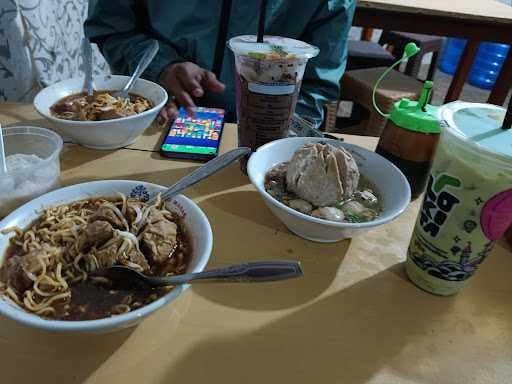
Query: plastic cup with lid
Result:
<box><xmin>228</xmin><ymin>35</ymin><xmax>319</xmax><ymax>172</ymax></box>
<box><xmin>405</xmin><ymin>102</ymin><xmax>512</xmax><ymax>295</ymax></box>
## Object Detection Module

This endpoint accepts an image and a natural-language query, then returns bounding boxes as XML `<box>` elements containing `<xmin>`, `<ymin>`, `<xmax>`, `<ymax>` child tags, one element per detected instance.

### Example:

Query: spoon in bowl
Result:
<box><xmin>112</xmin><ymin>40</ymin><xmax>159</xmax><ymax>100</ymax></box>
<box><xmin>148</xmin><ymin>146</ymin><xmax>252</xmax><ymax>204</ymax></box>
<box><xmin>0</xmin><ymin>123</ymin><xmax>7</xmax><ymax>174</ymax></box>
<box><xmin>92</xmin><ymin>261</ymin><xmax>304</xmax><ymax>290</ymax></box>
<box><xmin>82</xmin><ymin>38</ymin><xmax>94</xmax><ymax>102</ymax></box>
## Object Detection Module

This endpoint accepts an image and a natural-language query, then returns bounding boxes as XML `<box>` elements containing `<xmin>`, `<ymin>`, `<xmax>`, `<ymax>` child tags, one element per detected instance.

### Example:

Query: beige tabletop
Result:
<box><xmin>1</xmin><ymin>104</ymin><xmax>512</xmax><ymax>384</ymax></box>
<box><xmin>358</xmin><ymin>0</ymin><xmax>512</xmax><ymax>23</ymax></box>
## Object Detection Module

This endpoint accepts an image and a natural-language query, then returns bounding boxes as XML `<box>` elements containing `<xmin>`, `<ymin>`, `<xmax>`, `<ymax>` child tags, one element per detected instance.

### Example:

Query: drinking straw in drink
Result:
<box><xmin>257</xmin><ymin>0</ymin><xmax>267</xmax><ymax>43</ymax></box>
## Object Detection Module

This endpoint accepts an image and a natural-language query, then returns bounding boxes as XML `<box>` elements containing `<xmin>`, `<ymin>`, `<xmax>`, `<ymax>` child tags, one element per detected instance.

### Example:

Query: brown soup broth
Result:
<box><xmin>53</xmin><ymin>90</ymin><xmax>146</xmax><ymax>106</ymax></box>
<box><xmin>50</xmin><ymin>90</ymin><xmax>153</xmax><ymax>121</ymax></box>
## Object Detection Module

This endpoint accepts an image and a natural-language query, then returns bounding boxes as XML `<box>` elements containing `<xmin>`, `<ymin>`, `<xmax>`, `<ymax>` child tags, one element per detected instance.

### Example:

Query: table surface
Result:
<box><xmin>1</xmin><ymin>103</ymin><xmax>512</xmax><ymax>384</ymax></box>
<box><xmin>358</xmin><ymin>0</ymin><xmax>512</xmax><ymax>23</ymax></box>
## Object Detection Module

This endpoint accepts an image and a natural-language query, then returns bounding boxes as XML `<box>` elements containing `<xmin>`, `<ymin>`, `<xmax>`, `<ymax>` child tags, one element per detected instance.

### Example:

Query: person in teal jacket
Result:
<box><xmin>85</xmin><ymin>0</ymin><xmax>356</xmax><ymax>126</ymax></box>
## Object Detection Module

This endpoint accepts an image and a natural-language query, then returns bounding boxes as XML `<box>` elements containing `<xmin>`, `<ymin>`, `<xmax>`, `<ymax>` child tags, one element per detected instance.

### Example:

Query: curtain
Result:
<box><xmin>0</xmin><ymin>0</ymin><xmax>110</xmax><ymax>102</ymax></box>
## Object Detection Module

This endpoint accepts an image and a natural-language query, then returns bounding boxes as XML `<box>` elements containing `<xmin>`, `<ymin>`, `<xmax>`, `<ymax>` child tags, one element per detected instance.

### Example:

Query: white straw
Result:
<box><xmin>0</xmin><ymin>123</ymin><xmax>7</xmax><ymax>173</ymax></box>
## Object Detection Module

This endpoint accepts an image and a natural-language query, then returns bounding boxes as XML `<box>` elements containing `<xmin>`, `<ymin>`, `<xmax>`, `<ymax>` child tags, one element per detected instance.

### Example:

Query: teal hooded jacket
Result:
<box><xmin>85</xmin><ymin>0</ymin><xmax>355</xmax><ymax>125</ymax></box>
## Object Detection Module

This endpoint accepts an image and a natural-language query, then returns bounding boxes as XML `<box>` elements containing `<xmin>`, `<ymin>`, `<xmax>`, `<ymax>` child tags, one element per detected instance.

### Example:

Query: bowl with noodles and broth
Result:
<box><xmin>34</xmin><ymin>75</ymin><xmax>168</xmax><ymax>150</ymax></box>
<box><xmin>0</xmin><ymin>180</ymin><xmax>212</xmax><ymax>333</ymax></box>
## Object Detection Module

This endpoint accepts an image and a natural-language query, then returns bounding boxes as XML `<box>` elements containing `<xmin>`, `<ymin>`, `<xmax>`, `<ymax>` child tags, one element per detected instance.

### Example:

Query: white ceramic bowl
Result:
<box><xmin>247</xmin><ymin>137</ymin><xmax>411</xmax><ymax>243</ymax></box>
<box><xmin>34</xmin><ymin>75</ymin><xmax>168</xmax><ymax>149</ymax></box>
<box><xmin>0</xmin><ymin>180</ymin><xmax>212</xmax><ymax>333</ymax></box>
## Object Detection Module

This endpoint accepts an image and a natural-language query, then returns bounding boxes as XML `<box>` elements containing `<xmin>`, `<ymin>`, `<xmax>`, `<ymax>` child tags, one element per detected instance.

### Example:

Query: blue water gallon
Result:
<box><xmin>439</xmin><ymin>38</ymin><xmax>510</xmax><ymax>89</ymax></box>
<box><xmin>438</xmin><ymin>38</ymin><xmax>466</xmax><ymax>75</ymax></box>
<box><xmin>468</xmin><ymin>43</ymin><xmax>510</xmax><ymax>90</ymax></box>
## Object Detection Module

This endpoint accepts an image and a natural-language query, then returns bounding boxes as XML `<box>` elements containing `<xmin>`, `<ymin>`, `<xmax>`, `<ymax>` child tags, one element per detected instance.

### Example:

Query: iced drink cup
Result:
<box><xmin>406</xmin><ymin>102</ymin><xmax>512</xmax><ymax>295</ymax></box>
<box><xmin>228</xmin><ymin>35</ymin><xmax>319</xmax><ymax>172</ymax></box>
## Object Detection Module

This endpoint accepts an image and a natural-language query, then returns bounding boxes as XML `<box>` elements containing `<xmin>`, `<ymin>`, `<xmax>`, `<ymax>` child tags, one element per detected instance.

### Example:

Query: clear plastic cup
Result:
<box><xmin>406</xmin><ymin>102</ymin><xmax>512</xmax><ymax>295</ymax></box>
<box><xmin>0</xmin><ymin>126</ymin><xmax>63</xmax><ymax>218</ymax></box>
<box><xmin>228</xmin><ymin>35</ymin><xmax>319</xmax><ymax>171</ymax></box>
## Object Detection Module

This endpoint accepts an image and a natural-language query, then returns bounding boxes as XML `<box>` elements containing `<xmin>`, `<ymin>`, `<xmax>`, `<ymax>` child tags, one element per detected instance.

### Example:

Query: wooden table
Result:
<box><xmin>354</xmin><ymin>0</ymin><xmax>512</xmax><ymax>105</ymax></box>
<box><xmin>1</xmin><ymin>104</ymin><xmax>512</xmax><ymax>384</ymax></box>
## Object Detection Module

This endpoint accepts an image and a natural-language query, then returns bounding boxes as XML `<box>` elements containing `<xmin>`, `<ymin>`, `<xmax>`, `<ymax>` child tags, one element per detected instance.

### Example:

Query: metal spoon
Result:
<box><xmin>82</xmin><ymin>38</ymin><xmax>94</xmax><ymax>102</ymax></box>
<box><xmin>0</xmin><ymin>123</ymin><xmax>7</xmax><ymax>174</ymax></box>
<box><xmin>112</xmin><ymin>40</ymin><xmax>159</xmax><ymax>99</ymax></box>
<box><xmin>148</xmin><ymin>146</ymin><xmax>252</xmax><ymax>204</ymax></box>
<box><xmin>92</xmin><ymin>261</ymin><xmax>304</xmax><ymax>290</ymax></box>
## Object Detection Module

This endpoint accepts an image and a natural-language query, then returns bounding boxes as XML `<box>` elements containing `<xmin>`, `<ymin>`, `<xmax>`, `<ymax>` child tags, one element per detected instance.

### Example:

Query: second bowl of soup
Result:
<box><xmin>34</xmin><ymin>75</ymin><xmax>168</xmax><ymax>149</ymax></box>
<box><xmin>247</xmin><ymin>137</ymin><xmax>411</xmax><ymax>242</ymax></box>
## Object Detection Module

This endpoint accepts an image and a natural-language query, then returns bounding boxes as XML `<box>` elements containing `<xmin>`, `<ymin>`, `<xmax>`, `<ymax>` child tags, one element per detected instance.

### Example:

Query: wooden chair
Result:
<box><xmin>346</xmin><ymin>40</ymin><xmax>396</xmax><ymax>71</ymax></box>
<box><xmin>379</xmin><ymin>31</ymin><xmax>444</xmax><ymax>81</ymax></box>
<box><xmin>326</xmin><ymin>67</ymin><xmax>423</xmax><ymax>136</ymax></box>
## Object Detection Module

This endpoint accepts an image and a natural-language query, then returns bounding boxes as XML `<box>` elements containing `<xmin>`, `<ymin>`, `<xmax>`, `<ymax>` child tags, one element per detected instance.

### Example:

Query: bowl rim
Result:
<box><xmin>247</xmin><ymin>137</ymin><xmax>411</xmax><ymax>229</ymax></box>
<box><xmin>33</xmin><ymin>75</ymin><xmax>168</xmax><ymax>126</ymax></box>
<box><xmin>0</xmin><ymin>180</ymin><xmax>212</xmax><ymax>332</ymax></box>
<box><xmin>1</xmin><ymin>126</ymin><xmax>63</xmax><ymax>177</ymax></box>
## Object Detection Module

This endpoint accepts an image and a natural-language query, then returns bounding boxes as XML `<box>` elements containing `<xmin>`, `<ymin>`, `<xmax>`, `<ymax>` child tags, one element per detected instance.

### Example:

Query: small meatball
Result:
<box><xmin>78</xmin><ymin>220</ymin><xmax>114</xmax><ymax>252</ymax></box>
<box><xmin>0</xmin><ymin>256</ymin><xmax>33</xmax><ymax>295</ymax></box>
<box><xmin>20</xmin><ymin>246</ymin><xmax>59</xmax><ymax>275</ymax></box>
<box><xmin>123</xmin><ymin>247</ymin><xmax>151</xmax><ymax>272</ymax></box>
<box><xmin>91</xmin><ymin>205</ymin><xmax>126</xmax><ymax>229</ymax></box>
<box><xmin>288</xmin><ymin>199</ymin><xmax>313</xmax><ymax>214</ymax></box>
<box><xmin>340</xmin><ymin>201</ymin><xmax>378</xmax><ymax>223</ymax></box>
<box><xmin>145</xmin><ymin>206</ymin><xmax>166</xmax><ymax>224</ymax></box>
<box><xmin>355</xmin><ymin>189</ymin><xmax>378</xmax><ymax>206</ymax></box>
<box><xmin>311</xmin><ymin>207</ymin><xmax>345</xmax><ymax>222</ymax></box>
<box><xmin>91</xmin><ymin>243</ymin><xmax>119</xmax><ymax>270</ymax></box>
<box><xmin>140</xmin><ymin>219</ymin><xmax>178</xmax><ymax>265</ymax></box>
<box><xmin>91</xmin><ymin>241</ymin><xmax>150</xmax><ymax>272</ymax></box>
<box><xmin>264</xmin><ymin>162</ymin><xmax>288</xmax><ymax>200</ymax></box>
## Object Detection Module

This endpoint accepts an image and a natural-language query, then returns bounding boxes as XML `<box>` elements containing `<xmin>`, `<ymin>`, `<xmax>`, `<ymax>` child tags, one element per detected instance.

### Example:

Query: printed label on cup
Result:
<box><xmin>408</xmin><ymin>173</ymin><xmax>496</xmax><ymax>285</ymax></box>
<box><xmin>480</xmin><ymin>189</ymin><xmax>512</xmax><ymax>241</ymax></box>
<box><xmin>248</xmin><ymin>82</ymin><xmax>296</xmax><ymax>95</ymax></box>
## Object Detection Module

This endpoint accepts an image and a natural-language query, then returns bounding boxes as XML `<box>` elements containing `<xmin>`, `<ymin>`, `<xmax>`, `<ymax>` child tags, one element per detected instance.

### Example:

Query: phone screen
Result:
<box><xmin>160</xmin><ymin>107</ymin><xmax>224</xmax><ymax>158</ymax></box>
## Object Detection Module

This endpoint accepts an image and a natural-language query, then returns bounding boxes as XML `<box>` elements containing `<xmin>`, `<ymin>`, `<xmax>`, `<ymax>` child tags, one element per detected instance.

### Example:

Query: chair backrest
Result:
<box><xmin>0</xmin><ymin>0</ymin><xmax>110</xmax><ymax>102</ymax></box>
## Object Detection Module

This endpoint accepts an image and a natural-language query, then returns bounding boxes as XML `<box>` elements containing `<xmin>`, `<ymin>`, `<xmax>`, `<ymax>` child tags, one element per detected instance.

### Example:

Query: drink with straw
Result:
<box><xmin>406</xmin><ymin>102</ymin><xmax>512</xmax><ymax>295</ymax></box>
<box><xmin>228</xmin><ymin>35</ymin><xmax>319</xmax><ymax>172</ymax></box>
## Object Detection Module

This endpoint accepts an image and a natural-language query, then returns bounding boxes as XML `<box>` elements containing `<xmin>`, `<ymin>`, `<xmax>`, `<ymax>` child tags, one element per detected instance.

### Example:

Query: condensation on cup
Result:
<box><xmin>406</xmin><ymin>102</ymin><xmax>512</xmax><ymax>295</ymax></box>
<box><xmin>228</xmin><ymin>35</ymin><xmax>319</xmax><ymax>172</ymax></box>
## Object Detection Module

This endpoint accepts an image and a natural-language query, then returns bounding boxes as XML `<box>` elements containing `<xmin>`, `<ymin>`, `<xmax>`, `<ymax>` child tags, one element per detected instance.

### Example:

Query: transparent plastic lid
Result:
<box><xmin>439</xmin><ymin>102</ymin><xmax>510</xmax><ymax>159</ymax></box>
<box><xmin>228</xmin><ymin>35</ymin><xmax>319</xmax><ymax>60</ymax></box>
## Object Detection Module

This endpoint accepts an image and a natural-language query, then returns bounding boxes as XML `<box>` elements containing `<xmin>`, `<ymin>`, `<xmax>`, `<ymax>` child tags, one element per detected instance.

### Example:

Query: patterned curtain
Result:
<box><xmin>0</xmin><ymin>0</ymin><xmax>110</xmax><ymax>102</ymax></box>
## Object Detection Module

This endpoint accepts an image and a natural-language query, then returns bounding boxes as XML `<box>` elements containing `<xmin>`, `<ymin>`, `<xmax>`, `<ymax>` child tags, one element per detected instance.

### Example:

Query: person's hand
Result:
<box><xmin>159</xmin><ymin>62</ymin><xmax>225</xmax><ymax>121</ymax></box>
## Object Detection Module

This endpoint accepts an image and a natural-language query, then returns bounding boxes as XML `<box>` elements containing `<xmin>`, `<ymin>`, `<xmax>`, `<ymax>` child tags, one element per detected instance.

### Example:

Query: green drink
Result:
<box><xmin>406</xmin><ymin>102</ymin><xmax>512</xmax><ymax>295</ymax></box>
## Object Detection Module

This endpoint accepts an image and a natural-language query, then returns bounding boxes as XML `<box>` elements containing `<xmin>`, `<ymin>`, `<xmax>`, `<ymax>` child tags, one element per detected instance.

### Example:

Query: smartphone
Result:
<box><xmin>160</xmin><ymin>107</ymin><xmax>225</xmax><ymax>161</ymax></box>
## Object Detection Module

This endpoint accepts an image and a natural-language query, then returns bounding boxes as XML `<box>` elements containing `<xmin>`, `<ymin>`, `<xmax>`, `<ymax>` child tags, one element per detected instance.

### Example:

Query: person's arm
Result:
<box><xmin>296</xmin><ymin>0</ymin><xmax>356</xmax><ymax>128</ymax></box>
<box><xmin>85</xmin><ymin>0</ymin><xmax>225</xmax><ymax>121</ymax></box>
<box><xmin>84</xmin><ymin>0</ymin><xmax>184</xmax><ymax>83</ymax></box>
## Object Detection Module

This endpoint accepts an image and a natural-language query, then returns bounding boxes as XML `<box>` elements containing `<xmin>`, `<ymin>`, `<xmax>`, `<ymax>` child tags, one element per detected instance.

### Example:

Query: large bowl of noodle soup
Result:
<box><xmin>34</xmin><ymin>75</ymin><xmax>168</xmax><ymax>150</ymax></box>
<box><xmin>0</xmin><ymin>180</ymin><xmax>212</xmax><ymax>333</ymax></box>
